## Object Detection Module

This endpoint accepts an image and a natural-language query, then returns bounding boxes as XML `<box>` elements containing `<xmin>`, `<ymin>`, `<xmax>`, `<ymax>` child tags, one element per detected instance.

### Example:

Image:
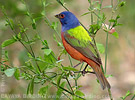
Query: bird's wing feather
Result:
<box><xmin>64</xmin><ymin>30</ymin><xmax>102</xmax><ymax>65</ymax></box>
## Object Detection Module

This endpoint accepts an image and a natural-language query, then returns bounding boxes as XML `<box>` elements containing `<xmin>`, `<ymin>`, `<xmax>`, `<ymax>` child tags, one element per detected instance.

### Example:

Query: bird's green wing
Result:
<box><xmin>64</xmin><ymin>25</ymin><xmax>102</xmax><ymax>65</ymax></box>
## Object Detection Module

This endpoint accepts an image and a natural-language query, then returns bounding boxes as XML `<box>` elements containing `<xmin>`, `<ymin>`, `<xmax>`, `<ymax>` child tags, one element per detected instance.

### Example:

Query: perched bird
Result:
<box><xmin>55</xmin><ymin>11</ymin><xmax>111</xmax><ymax>90</ymax></box>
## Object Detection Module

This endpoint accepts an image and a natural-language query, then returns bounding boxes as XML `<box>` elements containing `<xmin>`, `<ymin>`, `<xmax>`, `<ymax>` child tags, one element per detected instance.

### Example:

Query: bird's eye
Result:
<box><xmin>59</xmin><ymin>14</ymin><xmax>65</xmax><ymax>18</ymax></box>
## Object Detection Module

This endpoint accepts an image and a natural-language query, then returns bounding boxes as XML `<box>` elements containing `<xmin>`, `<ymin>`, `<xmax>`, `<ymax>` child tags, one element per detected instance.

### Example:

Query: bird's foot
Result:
<box><xmin>81</xmin><ymin>70</ymin><xmax>86</xmax><ymax>76</ymax></box>
<box><xmin>81</xmin><ymin>70</ymin><xmax>95</xmax><ymax>76</ymax></box>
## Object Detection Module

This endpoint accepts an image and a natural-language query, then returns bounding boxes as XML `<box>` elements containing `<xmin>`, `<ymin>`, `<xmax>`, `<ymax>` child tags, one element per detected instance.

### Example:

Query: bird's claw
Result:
<box><xmin>82</xmin><ymin>70</ymin><xmax>86</xmax><ymax>76</ymax></box>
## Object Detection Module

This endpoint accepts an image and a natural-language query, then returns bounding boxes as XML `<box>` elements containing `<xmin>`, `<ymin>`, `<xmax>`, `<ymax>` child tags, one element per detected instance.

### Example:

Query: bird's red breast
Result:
<box><xmin>61</xmin><ymin>32</ymin><xmax>86</xmax><ymax>62</ymax></box>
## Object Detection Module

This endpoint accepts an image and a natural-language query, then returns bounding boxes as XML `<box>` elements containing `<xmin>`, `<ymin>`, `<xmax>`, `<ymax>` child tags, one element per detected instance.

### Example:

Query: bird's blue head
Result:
<box><xmin>55</xmin><ymin>11</ymin><xmax>80</xmax><ymax>32</ymax></box>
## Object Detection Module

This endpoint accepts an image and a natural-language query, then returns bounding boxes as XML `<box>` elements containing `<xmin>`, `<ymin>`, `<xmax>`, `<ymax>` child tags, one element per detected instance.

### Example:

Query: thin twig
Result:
<box><xmin>51</xmin><ymin>81</ymin><xmax>85</xmax><ymax>100</ymax></box>
<box><xmin>56</xmin><ymin>0</ymin><xmax>69</xmax><ymax>11</ymax></box>
<box><xmin>108</xmin><ymin>89</ymin><xmax>113</xmax><ymax>100</ymax></box>
<box><xmin>105</xmin><ymin>0</ymin><xmax>114</xmax><ymax>100</ymax></box>
<box><xmin>68</xmin><ymin>55</ymin><xmax>78</xmax><ymax>90</ymax></box>
<box><xmin>76</xmin><ymin>62</ymin><xmax>84</xmax><ymax>79</ymax></box>
<box><xmin>44</xmin><ymin>74</ymin><xmax>85</xmax><ymax>100</ymax></box>
<box><xmin>0</xmin><ymin>62</ymin><xmax>11</xmax><ymax>68</ymax></box>
<box><xmin>131</xmin><ymin>94</ymin><xmax>135</xmax><ymax>100</ymax></box>
<box><xmin>62</xmin><ymin>91</ymin><xmax>72</xmax><ymax>100</ymax></box>
<box><xmin>65</xmin><ymin>77</ymin><xmax>74</xmax><ymax>94</ymax></box>
<box><xmin>74</xmin><ymin>71</ymin><xmax>95</xmax><ymax>74</ymax></box>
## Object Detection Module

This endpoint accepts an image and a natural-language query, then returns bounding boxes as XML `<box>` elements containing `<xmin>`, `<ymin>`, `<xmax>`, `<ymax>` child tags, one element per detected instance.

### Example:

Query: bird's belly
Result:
<box><xmin>61</xmin><ymin>34</ymin><xmax>85</xmax><ymax>61</ymax></box>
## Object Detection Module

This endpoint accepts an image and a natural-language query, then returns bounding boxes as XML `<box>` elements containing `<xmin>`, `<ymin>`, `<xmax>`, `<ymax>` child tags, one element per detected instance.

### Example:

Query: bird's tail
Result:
<box><xmin>87</xmin><ymin>60</ymin><xmax>111</xmax><ymax>90</ymax></box>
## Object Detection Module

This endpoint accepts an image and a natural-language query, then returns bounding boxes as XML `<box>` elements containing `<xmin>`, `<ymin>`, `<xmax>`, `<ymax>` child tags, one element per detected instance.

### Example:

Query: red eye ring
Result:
<box><xmin>59</xmin><ymin>14</ymin><xmax>65</xmax><ymax>18</ymax></box>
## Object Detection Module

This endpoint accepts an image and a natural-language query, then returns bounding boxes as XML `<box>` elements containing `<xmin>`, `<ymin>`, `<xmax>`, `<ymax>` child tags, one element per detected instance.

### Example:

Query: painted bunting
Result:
<box><xmin>55</xmin><ymin>11</ymin><xmax>111</xmax><ymax>90</ymax></box>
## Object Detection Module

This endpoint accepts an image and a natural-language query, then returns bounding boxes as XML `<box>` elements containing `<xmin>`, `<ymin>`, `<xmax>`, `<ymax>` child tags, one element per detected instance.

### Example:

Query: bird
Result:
<box><xmin>55</xmin><ymin>11</ymin><xmax>111</xmax><ymax>90</ymax></box>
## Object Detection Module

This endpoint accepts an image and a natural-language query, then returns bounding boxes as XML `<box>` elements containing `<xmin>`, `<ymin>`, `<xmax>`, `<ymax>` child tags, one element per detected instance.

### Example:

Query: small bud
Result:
<box><xmin>119</xmin><ymin>1</ymin><xmax>126</xmax><ymax>7</ymax></box>
<box><xmin>58</xmin><ymin>56</ymin><xmax>60</xmax><ymax>60</ymax></box>
<box><xmin>102</xmin><ymin>24</ymin><xmax>116</xmax><ymax>34</ymax></box>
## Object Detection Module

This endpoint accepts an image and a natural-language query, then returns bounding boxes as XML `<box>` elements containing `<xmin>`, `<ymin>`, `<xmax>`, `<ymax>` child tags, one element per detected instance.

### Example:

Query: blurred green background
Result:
<box><xmin>0</xmin><ymin>0</ymin><xmax>135</xmax><ymax>100</ymax></box>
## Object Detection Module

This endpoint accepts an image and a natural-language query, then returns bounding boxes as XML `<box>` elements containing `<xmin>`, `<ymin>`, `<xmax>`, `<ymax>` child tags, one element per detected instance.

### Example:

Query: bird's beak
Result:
<box><xmin>55</xmin><ymin>14</ymin><xmax>60</xmax><ymax>19</ymax></box>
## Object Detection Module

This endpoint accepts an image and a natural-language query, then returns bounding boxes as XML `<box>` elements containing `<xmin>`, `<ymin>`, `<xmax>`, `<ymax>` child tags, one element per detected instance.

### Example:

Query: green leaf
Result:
<box><xmin>100</xmin><ymin>13</ymin><xmax>106</xmax><ymax>23</ymax></box>
<box><xmin>57</xmin><ymin>75</ymin><xmax>62</xmax><ymax>86</ymax></box>
<box><xmin>92</xmin><ymin>1</ymin><xmax>99</xmax><ymax>5</ymax></box>
<box><xmin>109</xmin><ymin>19</ymin><xmax>116</xmax><ymax>22</ymax></box>
<box><xmin>45</xmin><ymin>2</ymin><xmax>53</xmax><ymax>7</ymax></box>
<box><xmin>38</xmin><ymin>86</ymin><xmax>48</xmax><ymax>96</ymax></box>
<box><xmin>43</xmin><ymin>51</ymin><xmax>56</xmax><ymax>64</ymax></box>
<box><xmin>125</xmin><ymin>91</ymin><xmax>131</xmax><ymax>97</ymax></box>
<box><xmin>34</xmin><ymin>34</ymin><xmax>40</xmax><ymax>40</ymax></box>
<box><xmin>131</xmin><ymin>94</ymin><xmax>135</xmax><ymax>100</ymax></box>
<box><xmin>21</xmin><ymin>72</ymin><xmax>32</xmax><ymax>80</ymax></box>
<box><xmin>81</xmin><ymin>12</ymin><xmax>90</xmax><ymax>16</ymax></box>
<box><xmin>18</xmin><ymin>23</ymin><xmax>28</xmax><ymax>33</ymax></box>
<box><xmin>63</xmin><ymin>66</ymin><xmax>78</xmax><ymax>71</ymax></box>
<box><xmin>4</xmin><ymin>50</ymin><xmax>9</xmax><ymax>61</ymax></box>
<box><xmin>26</xmin><ymin>11</ymin><xmax>30</xmax><ymax>16</ymax></box>
<box><xmin>44</xmin><ymin>49</ymin><xmax>52</xmax><ymax>55</ymax></box>
<box><xmin>51</xmin><ymin>22</ymin><xmax>58</xmax><ymax>30</ymax></box>
<box><xmin>14</xmin><ymin>68</ymin><xmax>20</xmax><ymax>80</ymax></box>
<box><xmin>103</xmin><ymin>5</ymin><xmax>112</xmax><ymax>8</ymax></box>
<box><xmin>105</xmin><ymin>74</ymin><xmax>113</xmax><ymax>78</ymax></box>
<box><xmin>96</xmin><ymin>43</ymin><xmax>105</xmax><ymax>54</ymax></box>
<box><xmin>89</xmin><ymin>24</ymin><xmax>100</xmax><ymax>35</ymax></box>
<box><xmin>112</xmin><ymin>32</ymin><xmax>119</xmax><ymax>38</ymax></box>
<box><xmin>42</xmin><ymin>40</ymin><xmax>49</xmax><ymax>49</ymax></box>
<box><xmin>4</xmin><ymin>68</ymin><xmax>16</xmax><ymax>77</ymax></box>
<box><xmin>60</xmin><ymin>0</ymin><xmax>65</xmax><ymax>5</ymax></box>
<box><xmin>24</xmin><ymin>34</ymin><xmax>40</xmax><ymax>45</ymax></box>
<box><xmin>119</xmin><ymin>1</ymin><xmax>126</xmax><ymax>7</ymax></box>
<box><xmin>7</xmin><ymin>19</ymin><xmax>14</xmax><ymax>30</ymax></box>
<box><xmin>116</xmin><ymin>15</ymin><xmax>120</xmax><ymax>20</ymax></box>
<box><xmin>120</xmin><ymin>91</ymin><xmax>132</xmax><ymax>100</ymax></box>
<box><xmin>42</xmin><ymin>0</ymin><xmax>46</xmax><ymax>7</ymax></box>
<box><xmin>39</xmin><ymin>51</ymin><xmax>56</xmax><ymax>71</ymax></box>
<box><xmin>18</xmin><ymin>32</ymin><xmax>22</xmax><ymax>40</ymax></box>
<box><xmin>1</xmin><ymin>65</ymin><xmax>5</xmax><ymax>72</ymax></box>
<box><xmin>27</xmin><ymin>53</ymin><xmax>33</xmax><ymax>58</ymax></box>
<box><xmin>42</xmin><ymin>40</ymin><xmax>48</xmax><ymax>45</ymax></box>
<box><xmin>75</xmin><ymin>90</ymin><xmax>85</xmax><ymax>96</ymax></box>
<box><xmin>56</xmin><ymin>81</ymin><xmax>66</xmax><ymax>100</ymax></box>
<box><xmin>12</xmin><ymin>35</ymin><xmax>18</xmax><ymax>40</ymax></box>
<box><xmin>32</xmin><ymin>19</ymin><xmax>36</xmax><ymax>29</ymax></box>
<box><xmin>30</xmin><ymin>79</ymin><xmax>34</xmax><ymax>94</ymax></box>
<box><xmin>27</xmin><ymin>82</ymin><xmax>31</xmax><ymax>94</ymax></box>
<box><xmin>96</xmin><ymin>3</ymin><xmax>101</xmax><ymax>10</ymax></box>
<box><xmin>53</xmin><ymin>34</ymin><xmax>63</xmax><ymax>47</ymax></box>
<box><xmin>109</xmin><ymin>15</ymin><xmax>121</xmax><ymax>28</ymax></box>
<box><xmin>27</xmin><ymin>78</ymin><xmax>34</xmax><ymax>94</ymax></box>
<box><xmin>2</xmin><ymin>38</ymin><xmax>17</xmax><ymax>47</ymax></box>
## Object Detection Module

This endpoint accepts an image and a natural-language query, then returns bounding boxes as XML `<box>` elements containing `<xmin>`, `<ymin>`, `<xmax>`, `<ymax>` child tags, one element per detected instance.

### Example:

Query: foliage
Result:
<box><xmin>0</xmin><ymin>0</ymin><xmax>129</xmax><ymax>100</ymax></box>
<box><xmin>120</xmin><ymin>91</ymin><xmax>135</xmax><ymax>100</ymax></box>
